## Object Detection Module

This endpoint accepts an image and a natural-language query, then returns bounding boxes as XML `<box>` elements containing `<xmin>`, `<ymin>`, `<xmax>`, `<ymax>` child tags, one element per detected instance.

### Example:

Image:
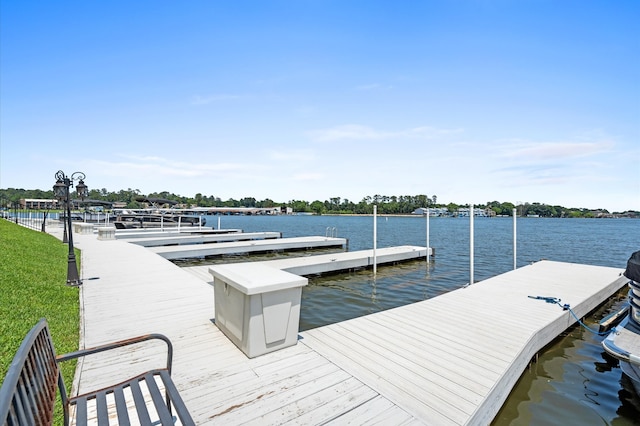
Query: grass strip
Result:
<box><xmin>0</xmin><ymin>219</ymin><xmax>79</xmax><ymax>423</ymax></box>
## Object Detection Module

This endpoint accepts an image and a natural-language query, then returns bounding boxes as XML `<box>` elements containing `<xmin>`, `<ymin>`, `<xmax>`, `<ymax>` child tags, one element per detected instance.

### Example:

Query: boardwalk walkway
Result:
<box><xmin>54</xmin><ymin>226</ymin><xmax>626</xmax><ymax>425</ymax></box>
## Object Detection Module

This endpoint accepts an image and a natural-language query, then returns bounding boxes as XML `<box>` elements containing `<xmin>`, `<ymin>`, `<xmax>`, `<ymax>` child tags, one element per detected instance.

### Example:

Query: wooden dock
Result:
<box><xmin>183</xmin><ymin>246</ymin><xmax>430</xmax><ymax>283</ymax></box>
<box><xmin>148</xmin><ymin>236</ymin><xmax>347</xmax><ymax>260</ymax></box>
<box><xmin>60</xmin><ymin>228</ymin><xmax>627</xmax><ymax>425</ymax></box>
<box><xmin>122</xmin><ymin>231</ymin><xmax>282</xmax><ymax>247</ymax></box>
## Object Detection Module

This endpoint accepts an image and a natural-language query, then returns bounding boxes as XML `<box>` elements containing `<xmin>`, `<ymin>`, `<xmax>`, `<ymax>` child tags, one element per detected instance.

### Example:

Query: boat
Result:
<box><xmin>112</xmin><ymin>197</ymin><xmax>208</xmax><ymax>229</ymax></box>
<box><xmin>60</xmin><ymin>212</ymin><xmax>117</xmax><ymax>223</ymax></box>
<box><xmin>602</xmin><ymin>250</ymin><xmax>640</xmax><ymax>397</ymax></box>
<box><xmin>60</xmin><ymin>200</ymin><xmax>117</xmax><ymax>223</ymax></box>
<box><xmin>113</xmin><ymin>211</ymin><xmax>206</xmax><ymax>229</ymax></box>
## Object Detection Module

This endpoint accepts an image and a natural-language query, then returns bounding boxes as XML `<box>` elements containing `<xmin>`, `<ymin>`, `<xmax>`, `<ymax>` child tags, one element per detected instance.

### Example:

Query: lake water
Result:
<box><xmin>179</xmin><ymin>214</ymin><xmax>640</xmax><ymax>425</ymax></box>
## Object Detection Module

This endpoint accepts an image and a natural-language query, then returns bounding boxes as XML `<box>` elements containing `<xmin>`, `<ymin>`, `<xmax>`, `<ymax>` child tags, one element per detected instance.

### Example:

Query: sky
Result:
<box><xmin>1</xmin><ymin>1</ymin><xmax>639</xmax><ymax>212</ymax></box>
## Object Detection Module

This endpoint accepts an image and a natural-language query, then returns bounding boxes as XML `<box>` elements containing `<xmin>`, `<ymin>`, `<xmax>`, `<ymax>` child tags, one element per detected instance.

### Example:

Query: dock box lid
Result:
<box><xmin>209</xmin><ymin>264</ymin><xmax>308</xmax><ymax>295</ymax></box>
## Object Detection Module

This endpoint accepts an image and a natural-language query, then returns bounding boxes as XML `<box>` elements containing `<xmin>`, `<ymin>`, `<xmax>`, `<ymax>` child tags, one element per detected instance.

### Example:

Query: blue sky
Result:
<box><xmin>1</xmin><ymin>1</ymin><xmax>638</xmax><ymax>212</ymax></box>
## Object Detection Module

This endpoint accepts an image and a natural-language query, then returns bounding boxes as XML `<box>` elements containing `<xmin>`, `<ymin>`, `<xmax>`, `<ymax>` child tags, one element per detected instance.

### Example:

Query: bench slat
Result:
<box><xmin>129</xmin><ymin>378</ymin><xmax>153</xmax><ymax>426</ymax></box>
<box><xmin>18</xmin><ymin>367</ymin><xmax>38</xmax><ymax>425</ymax></box>
<box><xmin>144</xmin><ymin>372</ymin><xmax>175</xmax><ymax>425</ymax></box>
<box><xmin>15</xmin><ymin>380</ymin><xmax>33</xmax><ymax>426</ymax></box>
<box><xmin>31</xmin><ymin>342</ymin><xmax>56</xmax><ymax>422</ymax></box>
<box><xmin>113</xmin><ymin>385</ymin><xmax>131</xmax><ymax>426</ymax></box>
<box><xmin>158</xmin><ymin>370</ymin><xmax>195</xmax><ymax>426</ymax></box>
<box><xmin>96</xmin><ymin>390</ymin><xmax>109</xmax><ymax>426</ymax></box>
<box><xmin>75</xmin><ymin>395</ymin><xmax>88</xmax><ymax>424</ymax></box>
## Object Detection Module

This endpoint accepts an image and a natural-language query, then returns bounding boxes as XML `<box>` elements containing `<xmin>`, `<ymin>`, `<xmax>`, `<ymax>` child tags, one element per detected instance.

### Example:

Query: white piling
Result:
<box><xmin>373</xmin><ymin>205</ymin><xmax>377</xmax><ymax>276</ymax></box>
<box><xmin>426</xmin><ymin>208</ymin><xmax>430</xmax><ymax>261</ymax></box>
<box><xmin>218</xmin><ymin>216</ymin><xmax>221</xmax><ymax>230</ymax></box>
<box><xmin>470</xmin><ymin>203</ymin><xmax>474</xmax><ymax>285</ymax></box>
<box><xmin>513</xmin><ymin>207</ymin><xmax>517</xmax><ymax>270</ymax></box>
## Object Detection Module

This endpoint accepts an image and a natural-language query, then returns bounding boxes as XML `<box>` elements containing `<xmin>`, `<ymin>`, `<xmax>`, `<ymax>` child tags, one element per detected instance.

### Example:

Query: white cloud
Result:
<box><xmin>292</xmin><ymin>173</ymin><xmax>324</xmax><ymax>181</ymax></box>
<box><xmin>498</xmin><ymin>140</ymin><xmax>614</xmax><ymax>161</ymax></box>
<box><xmin>309</xmin><ymin>125</ymin><xmax>387</xmax><ymax>141</ymax></box>
<box><xmin>89</xmin><ymin>155</ymin><xmax>256</xmax><ymax>180</ymax></box>
<box><xmin>309</xmin><ymin>124</ymin><xmax>463</xmax><ymax>142</ymax></box>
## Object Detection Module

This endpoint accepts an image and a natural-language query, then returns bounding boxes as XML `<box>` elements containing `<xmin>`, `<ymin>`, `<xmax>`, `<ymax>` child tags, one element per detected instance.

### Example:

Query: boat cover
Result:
<box><xmin>624</xmin><ymin>250</ymin><xmax>640</xmax><ymax>282</ymax></box>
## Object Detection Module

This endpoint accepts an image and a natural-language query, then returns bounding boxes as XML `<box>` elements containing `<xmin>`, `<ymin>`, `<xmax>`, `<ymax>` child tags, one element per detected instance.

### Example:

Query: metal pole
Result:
<box><xmin>65</xmin><ymin>185</ymin><xmax>82</xmax><ymax>286</ymax></box>
<box><xmin>373</xmin><ymin>205</ymin><xmax>377</xmax><ymax>276</ymax></box>
<box><xmin>426</xmin><ymin>208</ymin><xmax>430</xmax><ymax>260</ymax></box>
<box><xmin>513</xmin><ymin>207</ymin><xmax>517</xmax><ymax>270</ymax></box>
<box><xmin>41</xmin><ymin>211</ymin><xmax>48</xmax><ymax>233</ymax></box>
<box><xmin>62</xmin><ymin>204</ymin><xmax>68</xmax><ymax>243</ymax></box>
<box><xmin>470</xmin><ymin>203</ymin><xmax>474</xmax><ymax>285</ymax></box>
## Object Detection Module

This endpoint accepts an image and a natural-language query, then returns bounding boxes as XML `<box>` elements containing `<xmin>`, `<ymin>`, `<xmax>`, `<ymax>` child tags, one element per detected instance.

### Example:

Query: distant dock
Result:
<box><xmin>122</xmin><ymin>231</ymin><xmax>282</xmax><ymax>247</ymax></box>
<box><xmin>113</xmin><ymin>228</ymin><xmax>243</xmax><ymax>239</ymax></box>
<box><xmin>148</xmin><ymin>236</ymin><xmax>348</xmax><ymax>260</ymax></box>
<box><xmin>184</xmin><ymin>245</ymin><xmax>431</xmax><ymax>282</ymax></box>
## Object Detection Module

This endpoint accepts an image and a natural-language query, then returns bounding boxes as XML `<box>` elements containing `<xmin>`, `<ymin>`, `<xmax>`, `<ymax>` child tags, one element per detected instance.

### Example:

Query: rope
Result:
<box><xmin>528</xmin><ymin>295</ymin><xmax>608</xmax><ymax>336</ymax></box>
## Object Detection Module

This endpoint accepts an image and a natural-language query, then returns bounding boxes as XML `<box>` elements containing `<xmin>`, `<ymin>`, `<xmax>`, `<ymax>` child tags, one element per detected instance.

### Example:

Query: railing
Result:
<box><xmin>1</xmin><ymin>210</ymin><xmax>55</xmax><ymax>232</ymax></box>
<box><xmin>325</xmin><ymin>226</ymin><xmax>338</xmax><ymax>238</ymax></box>
<box><xmin>1</xmin><ymin>209</ymin><xmax>114</xmax><ymax>232</ymax></box>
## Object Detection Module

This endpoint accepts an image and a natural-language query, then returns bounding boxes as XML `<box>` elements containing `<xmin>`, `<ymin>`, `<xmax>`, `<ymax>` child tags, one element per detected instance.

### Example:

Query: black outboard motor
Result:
<box><xmin>624</xmin><ymin>251</ymin><xmax>640</xmax><ymax>330</ymax></box>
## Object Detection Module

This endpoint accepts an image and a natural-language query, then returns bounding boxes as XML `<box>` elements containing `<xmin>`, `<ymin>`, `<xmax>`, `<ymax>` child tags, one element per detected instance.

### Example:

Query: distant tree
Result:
<box><xmin>310</xmin><ymin>200</ymin><xmax>325</xmax><ymax>215</ymax></box>
<box><xmin>289</xmin><ymin>200</ymin><xmax>309</xmax><ymax>212</ymax></box>
<box><xmin>239</xmin><ymin>197</ymin><xmax>256</xmax><ymax>207</ymax></box>
<box><xmin>259</xmin><ymin>198</ymin><xmax>277</xmax><ymax>208</ymax></box>
<box><xmin>224</xmin><ymin>198</ymin><xmax>240</xmax><ymax>207</ymax></box>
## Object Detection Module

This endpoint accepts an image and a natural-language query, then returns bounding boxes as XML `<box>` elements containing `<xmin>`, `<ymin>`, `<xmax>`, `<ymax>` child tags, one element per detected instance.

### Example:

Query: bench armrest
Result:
<box><xmin>57</xmin><ymin>333</ymin><xmax>173</xmax><ymax>373</ymax></box>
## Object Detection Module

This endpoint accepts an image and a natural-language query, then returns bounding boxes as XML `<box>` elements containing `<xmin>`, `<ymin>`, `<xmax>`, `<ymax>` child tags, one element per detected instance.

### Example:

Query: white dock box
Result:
<box><xmin>209</xmin><ymin>264</ymin><xmax>308</xmax><ymax>358</ymax></box>
<box><xmin>74</xmin><ymin>223</ymin><xmax>94</xmax><ymax>234</ymax></box>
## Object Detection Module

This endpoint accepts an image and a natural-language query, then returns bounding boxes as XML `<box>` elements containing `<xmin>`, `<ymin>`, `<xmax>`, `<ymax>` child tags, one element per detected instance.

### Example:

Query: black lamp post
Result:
<box><xmin>53</xmin><ymin>170</ymin><xmax>88</xmax><ymax>286</ymax></box>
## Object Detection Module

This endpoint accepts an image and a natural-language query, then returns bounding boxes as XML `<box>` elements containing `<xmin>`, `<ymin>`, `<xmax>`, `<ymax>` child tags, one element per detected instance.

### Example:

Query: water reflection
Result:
<box><xmin>492</xmin><ymin>290</ymin><xmax>640</xmax><ymax>425</ymax></box>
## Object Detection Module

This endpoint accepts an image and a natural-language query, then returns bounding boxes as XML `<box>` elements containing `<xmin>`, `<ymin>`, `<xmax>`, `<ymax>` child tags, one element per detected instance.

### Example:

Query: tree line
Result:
<box><xmin>1</xmin><ymin>187</ymin><xmax>636</xmax><ymax>218</ymax></box>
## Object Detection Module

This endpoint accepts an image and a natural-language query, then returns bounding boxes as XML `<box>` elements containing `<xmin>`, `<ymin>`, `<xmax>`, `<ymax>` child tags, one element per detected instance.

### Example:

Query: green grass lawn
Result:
<box><xmin>0</xmin><ymin>219</ymin><xmax>79</xmax><ymax>422</ymax></box>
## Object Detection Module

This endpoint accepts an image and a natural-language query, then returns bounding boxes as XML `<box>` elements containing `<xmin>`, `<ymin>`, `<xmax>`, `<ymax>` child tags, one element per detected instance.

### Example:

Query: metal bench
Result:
<box><xmin>0</xmin><ymin>318</ymin><xmax>195</xmax><ymax>425</ymax></box>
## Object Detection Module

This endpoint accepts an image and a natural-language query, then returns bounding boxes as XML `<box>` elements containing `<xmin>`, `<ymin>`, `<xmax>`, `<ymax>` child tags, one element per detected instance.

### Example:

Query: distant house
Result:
<box><xmin>20</xmin><ymin>199</ymin><xmax>58</xmax><ymax>209</ymax></box>
<box><xmin>457</xmin><ymin>207</ymin><xmax>494</xmax><ymax>217</ymax></box>
<box><xmin>412</xmin><ymin>207</ymin><xmax>450</xmax><ymax>217</ymax></box>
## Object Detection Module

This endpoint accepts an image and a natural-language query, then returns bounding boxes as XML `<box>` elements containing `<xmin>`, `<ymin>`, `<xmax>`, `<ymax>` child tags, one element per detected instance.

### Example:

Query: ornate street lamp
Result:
<box><xmin>53</xmin><ymin>170</ymin><xmax>88</xmax><ymax>286</ymax></box>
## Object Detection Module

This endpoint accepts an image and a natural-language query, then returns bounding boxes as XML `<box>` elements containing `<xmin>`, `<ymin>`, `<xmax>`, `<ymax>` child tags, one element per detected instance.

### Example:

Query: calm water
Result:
<box><xmin>180</xmin><ymin>214</ymin><xmax>640</xmax><ymax>425</ymax></box>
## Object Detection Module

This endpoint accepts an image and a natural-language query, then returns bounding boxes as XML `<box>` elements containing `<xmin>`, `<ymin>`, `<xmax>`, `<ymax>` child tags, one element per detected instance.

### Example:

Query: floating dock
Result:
<box><xmin>113</xmin><ymin>228</ymin><xmax>243</xmax><ymax>239</ymax></box>
<box><xmin>122</xmin><ymin>231</ymin><xmax>282</xmax><ymax>247</ymax></box>
<box><xmin>183</xmin><ymin>245</ymin><xmax>430</xmax><ymax>283</ymax></box>
<box><xmin>60</xmin><ymin>228</ymin><xmax>627</xmax><ymax>425</ymax></box>
<box><xmin>148</xmin><ymin>236</ymin><xmax>347</xmax><ymax>260</ymax></box>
